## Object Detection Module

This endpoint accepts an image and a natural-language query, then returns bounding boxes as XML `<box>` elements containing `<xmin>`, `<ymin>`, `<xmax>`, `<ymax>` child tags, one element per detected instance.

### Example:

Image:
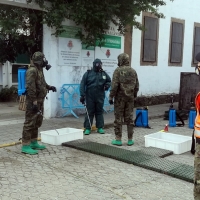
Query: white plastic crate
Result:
<box><xmin>144</xmin><ymin>131</ymin><xmax>192</xmax><ymax>154</ymax></box>
<box><xmin>41</xmin><ymin>127</ymin><xmax>83</xmax><ymax>145</ymax></box>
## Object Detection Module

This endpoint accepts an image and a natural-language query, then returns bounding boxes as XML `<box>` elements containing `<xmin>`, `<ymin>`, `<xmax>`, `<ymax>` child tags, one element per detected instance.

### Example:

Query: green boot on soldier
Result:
<box><xmin>111</xmin><ymin>140</ymin><xmax>122</xmax><ymax>146</ymax></box>
<box><xmin>127</xmin><ymin>140</ymin><xmax>134</xmax><ymax>146</ymax></box>
<box><xmin>21</xmin><ymin>145</ymin><xmax>38</xmax><ymax>155</ymax></box>
<box><xmin>30</xmin><ymin>140</ymin><xmax>46</xmax><ymax>150</ymax></box>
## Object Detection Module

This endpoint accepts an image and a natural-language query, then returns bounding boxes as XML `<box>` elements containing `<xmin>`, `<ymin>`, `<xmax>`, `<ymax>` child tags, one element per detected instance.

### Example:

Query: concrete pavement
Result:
<box><xmin>0</xmin><ymin>101</ymin><xmax>194</xmax><ymax>200</ymax></box>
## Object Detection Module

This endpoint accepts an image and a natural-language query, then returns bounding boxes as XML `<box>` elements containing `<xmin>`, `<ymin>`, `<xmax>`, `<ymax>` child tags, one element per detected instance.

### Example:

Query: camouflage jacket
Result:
<box><xmin>109</xmin><ymin>65</ymin><xmax>139</xmax><ymax>100</ymax></box>
<box><xmin>26</xmin><ymin>64</ymin><xmax>51</xmax><ymax>103</ymax></box>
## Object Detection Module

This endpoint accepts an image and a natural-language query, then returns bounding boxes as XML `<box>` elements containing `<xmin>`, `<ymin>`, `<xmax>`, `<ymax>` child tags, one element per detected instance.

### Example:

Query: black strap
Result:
<box><xmin>191</xmin><ymin>129</ymin><xmax>195</xmax><ymax>155</ymax></box>
<box><xmin>134</xmin><ymin>111</ymin><xmax>151</xmax><ymax>129</ymax></box>
<box><xmin>176</xmin><ymin>112</ymin><xmax>185</xmax><ymax>127</ymax></box>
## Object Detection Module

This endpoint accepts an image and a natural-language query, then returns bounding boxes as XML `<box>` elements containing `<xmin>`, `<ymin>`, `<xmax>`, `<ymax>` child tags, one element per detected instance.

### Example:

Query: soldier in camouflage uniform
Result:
<box><xmin>109</xmin><ymin>53</ymin><xmax>139</xmax><ymax>146</ymax></box>
<box><xmin>21</xmin><ymin>52</ymin><xmax>57</xmax><ymax>155</ymax></box>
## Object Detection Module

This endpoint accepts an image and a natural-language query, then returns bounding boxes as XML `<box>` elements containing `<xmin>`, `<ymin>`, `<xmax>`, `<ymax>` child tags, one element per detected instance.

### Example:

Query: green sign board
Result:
<box><xmin>82</xmin><ymin>44</ymin><xmax>95</xmax><ymax>50</ymax></box>
<box><xmin>96</xmin><ymin>35</ymin><xmax>121</xmax><ymax>49</ymax></box>
<box><xmin>59</xmin><ymin>26</ymin><xmax>82</xmax><ymax>39</ymax></box>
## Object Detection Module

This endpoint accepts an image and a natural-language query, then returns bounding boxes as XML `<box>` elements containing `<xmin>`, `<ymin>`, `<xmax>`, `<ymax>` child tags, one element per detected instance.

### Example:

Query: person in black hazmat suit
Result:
<box><xmin>80</xmin><ymin>59</ymin><xmax>111</xmax><ymax>135</ymax></box>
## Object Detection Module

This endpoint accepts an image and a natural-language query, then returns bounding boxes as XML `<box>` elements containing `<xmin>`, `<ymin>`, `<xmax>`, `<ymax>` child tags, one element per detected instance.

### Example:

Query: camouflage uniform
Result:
<box><xmin>21</xmin><ymin>52</ymin><xmax>56</xmax><ymax>155</ymax></box>
<box><xmin>109</xmin><ymin>53</ymin><xmax>139</xmax><ymax>142</ymax></box>
<box><xmin>22</xmin><ymin>52</ymin><xmax>51</xmax><ymax>145</ymax></box>
<box><xmin>194</xmin><ymin>143</ymin><xmax>200</xmax><ymax>199</ymax></box>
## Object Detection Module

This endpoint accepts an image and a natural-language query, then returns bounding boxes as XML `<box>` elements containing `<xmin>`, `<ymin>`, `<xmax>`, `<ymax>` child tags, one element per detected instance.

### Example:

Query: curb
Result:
<box><xmin>0</xmin><ymin>138</ymin><xmax>41</xmax><ymax>148</ymax></box>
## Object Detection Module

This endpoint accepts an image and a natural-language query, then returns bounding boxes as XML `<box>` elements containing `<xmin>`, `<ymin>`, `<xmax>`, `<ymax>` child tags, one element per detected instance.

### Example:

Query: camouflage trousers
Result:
<box><xmin>113</xmin><ymin>97</ymin><xmax>134</xmax><ymax>140</ymax></box>
<box><xmin>22</xmin><ymin>101</ymin><xmax>44</xmax><ymax>145</ymax></box>
<box><xmin>194</xmin><ymin>143</ymin><xmax>200</xmax><ymax>200</ymax></box>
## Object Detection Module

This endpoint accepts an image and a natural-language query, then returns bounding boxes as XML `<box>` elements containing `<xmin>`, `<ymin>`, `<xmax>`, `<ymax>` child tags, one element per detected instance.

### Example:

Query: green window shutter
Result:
<box><xmin>15</xmin><ymin>54</ymin><xmax>30</xmax><ymax>64</ymax></box>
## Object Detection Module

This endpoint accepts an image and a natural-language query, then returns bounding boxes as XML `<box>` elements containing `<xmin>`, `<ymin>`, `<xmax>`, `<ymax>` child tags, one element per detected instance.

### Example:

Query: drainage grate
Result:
<box><xmin>168</xmin><ymin>164</ymin><xmax>194</xmax><ymax>183</ymax></box>
<box><xmin>62</xmin><ymin>140</ymin><xmax>193</xmax><ymax>183</ymax></box>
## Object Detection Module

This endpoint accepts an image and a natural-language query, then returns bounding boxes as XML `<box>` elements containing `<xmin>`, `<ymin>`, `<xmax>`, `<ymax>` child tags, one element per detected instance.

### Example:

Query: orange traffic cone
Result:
<box><xmin>164</xmin><ymin>124</ymin><xmax>168</xmax><ymax>132</ymax></box>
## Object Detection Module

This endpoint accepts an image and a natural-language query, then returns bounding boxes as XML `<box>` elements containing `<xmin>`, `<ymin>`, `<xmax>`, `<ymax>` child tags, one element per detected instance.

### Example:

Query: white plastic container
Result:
<box><xmin>144</xmin><ymin>131</ymin><xmax>192</xmax><ymax>154</ymax></box>
<box><xmin>41</xmin><ymin>127</ymin><xmax>83</xmax><ymax>145</ymax></box>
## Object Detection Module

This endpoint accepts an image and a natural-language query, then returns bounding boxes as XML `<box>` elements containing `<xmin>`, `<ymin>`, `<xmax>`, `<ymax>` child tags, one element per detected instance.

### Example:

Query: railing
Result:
<box><xmin>60</xmin><ymin>84</ymin><xmax>113</xmax><ymax>118</ymax></box>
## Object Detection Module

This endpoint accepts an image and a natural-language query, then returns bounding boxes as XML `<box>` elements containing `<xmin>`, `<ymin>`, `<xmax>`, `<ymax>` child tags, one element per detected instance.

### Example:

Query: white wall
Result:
<box><xmin>43</xmin><ymin>21</ymin><xmax>124</xmax><ymax>118</ymax></box>
<box><xmin>132</xmin><ymin>0</ymin><xmax>200</xmax><ymax>96</ymax></box>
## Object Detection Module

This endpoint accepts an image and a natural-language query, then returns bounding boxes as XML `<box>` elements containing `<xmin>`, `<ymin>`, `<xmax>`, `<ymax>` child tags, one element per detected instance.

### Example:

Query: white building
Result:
<box><xmin>132</xmin><ymin>0</ymin><xmax>200</xmax><ymax>96</ymax></box>
<box><xmin>0</xmin><ymin>0</ymin><xmax>199</xmax><ymax>118</ymax></box>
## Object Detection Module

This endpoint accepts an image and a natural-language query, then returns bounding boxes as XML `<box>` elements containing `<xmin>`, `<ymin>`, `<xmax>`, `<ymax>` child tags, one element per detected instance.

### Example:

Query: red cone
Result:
<box><xmin>164</xmin><ymin>124</ymin><xmax>168</xmax><ymax>132</ymax></box>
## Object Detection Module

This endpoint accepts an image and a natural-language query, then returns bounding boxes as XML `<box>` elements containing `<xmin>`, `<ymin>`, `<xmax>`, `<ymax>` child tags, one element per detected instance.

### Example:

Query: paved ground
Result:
<box><xmin>0</xmin><ymin>101</ymin><xmax>194</xmax><ymax>200</ymax></box>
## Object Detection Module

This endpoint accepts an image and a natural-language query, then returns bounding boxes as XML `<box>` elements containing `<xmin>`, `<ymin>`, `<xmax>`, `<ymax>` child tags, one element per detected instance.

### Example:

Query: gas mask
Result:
<box><xmin>95</xmin><ymin>62</ymin><xmax>103</xmax><ymax>72</ymax></box>
<box><xmin>42</xmin><ymin>58</ymin><xmax>52</xmax><ymax>71</ymax></box>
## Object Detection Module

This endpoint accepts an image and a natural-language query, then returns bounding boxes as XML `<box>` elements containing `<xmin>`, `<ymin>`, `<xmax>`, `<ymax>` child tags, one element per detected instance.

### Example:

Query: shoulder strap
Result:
<box><xmin>191</xmin><ymin>129</ymin><xmax>196</xmax><ymax>155</ymax></box>
<box><xmin>176</xmin><ymin>112</ymin><xmax>185</xmax><ymax>127</ymax></box>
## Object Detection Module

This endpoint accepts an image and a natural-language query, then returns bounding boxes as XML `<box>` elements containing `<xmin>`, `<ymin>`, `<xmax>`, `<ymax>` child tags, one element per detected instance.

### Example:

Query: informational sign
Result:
<box><xmin>58</xmin><ymin>26</ymin><xmax>82</xmax><ymax>66</ymax></box>
<box><xmin>81</xmin><ymin>44</ymin><xmax>95</xmax><ymax>69</ymax></box>
<box><xmin>95</xmin><ymin>35</ymin><xmax>121</xmax><ymax>76</ymax></box>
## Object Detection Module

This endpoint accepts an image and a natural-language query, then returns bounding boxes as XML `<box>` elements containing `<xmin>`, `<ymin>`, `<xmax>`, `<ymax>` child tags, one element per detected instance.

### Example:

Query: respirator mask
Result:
<box><xmin>95</xmin><ymin>62</ymin><xmax>103</xmax><ymax>72</ymax></box>
<box><xmin>42</xmin><ymin>58</ymin><xmax>52</xmax><ymax>71</ymax></box>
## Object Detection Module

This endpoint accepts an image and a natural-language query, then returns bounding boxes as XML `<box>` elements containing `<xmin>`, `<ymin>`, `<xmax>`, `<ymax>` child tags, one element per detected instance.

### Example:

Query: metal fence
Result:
<box><xmin>59</xmin><ymin>84</ymin><xmax>113</xmax><ymax>118</ymax></box>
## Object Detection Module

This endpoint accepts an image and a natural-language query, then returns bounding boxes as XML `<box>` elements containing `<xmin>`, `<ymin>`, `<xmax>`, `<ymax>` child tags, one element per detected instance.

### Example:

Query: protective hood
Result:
<box><xmin>118</xmin><ymin>53</ymin><xmax>129</xmax><ymax>67</ymax></box>
<box><xmin>93</xmin><ymin>59</ymin><xmax>102</xmax><ymax>72</ymax></box>
<box><xmin>32</xmin><ymin>51</ymin><xmax>44</xmax><ymax>67</ymax></box>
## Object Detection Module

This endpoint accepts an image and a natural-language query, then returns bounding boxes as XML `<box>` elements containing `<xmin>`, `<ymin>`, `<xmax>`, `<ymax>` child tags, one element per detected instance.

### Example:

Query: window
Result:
<box><xmin>192</xmin><ymin>23</ymin><xmax>200</xmax><ymax>65</ymax></box>
<box><xmin>141</xmin><ymin>13</ymin><xmax>159</xmax><ymax>66</ymax></box>
<box><xmin>169</xmin><ymin>18</ymin><xmax>185</xmax><ymax>66</ymax></box>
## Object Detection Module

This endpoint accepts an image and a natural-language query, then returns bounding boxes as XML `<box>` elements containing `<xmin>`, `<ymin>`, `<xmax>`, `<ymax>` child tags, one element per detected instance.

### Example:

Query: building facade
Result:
<box><xmin>0</xmin><ymin>0</ymin><xmax>199</xmax><ymax>118</ymax></box>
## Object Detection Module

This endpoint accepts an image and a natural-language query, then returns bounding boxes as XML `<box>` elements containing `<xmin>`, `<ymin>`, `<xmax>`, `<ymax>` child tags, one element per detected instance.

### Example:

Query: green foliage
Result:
<box><xmin>36</xmin><ymin>0</ymin><xmax>171</xmax><ymax>46</ymax></box>
<box><xmin>0</xmin><ymin>6</ymin><xmax>43</xmax><ymax>63</ymax></box>
<box><xmin>0</xmin><ymin>86</ymin><xmax>17</xmax><ymax>102</ymax></box>
<box><xmin>0</xmin><ymin>0</ymin><xmax>173</xmax><ymax>62</ymax></box>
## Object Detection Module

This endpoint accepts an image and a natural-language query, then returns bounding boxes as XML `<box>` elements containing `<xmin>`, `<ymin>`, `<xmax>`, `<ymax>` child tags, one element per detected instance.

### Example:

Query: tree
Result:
<box><xmin>0</xmin><ymin>5</ymin><xmax>43</xmax><ymax>63</ymax></box>
<box><xmin>0</xmin><ymin>0</ymin><xmax>172</xmax><ymax>63</ymax></box>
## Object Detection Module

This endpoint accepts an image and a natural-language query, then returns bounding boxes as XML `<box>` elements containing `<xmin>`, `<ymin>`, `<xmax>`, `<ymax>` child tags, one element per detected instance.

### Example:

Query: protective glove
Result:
<box><xmin>80</xmin><ymin>96</ymin><xmax>85</xmax><ymax>104</ymax></box>
<box><xmin>109</xmin><ymin>99</ymin><xmax>114</xmax><ymax>105</ymax></box>
<box><xmin>50</xmin><ymin>86</ymin><xmax>57</xmax><ymax>92</ymax></box>
<box><xmin>104</xmin><ymin>85</ymin><xmax>109</xmax><ymax>91</ymax></box>
<box><xmin>32</xmin><ymin>104</ymin><xmax>39</xmax><ymax>113</ymax></box>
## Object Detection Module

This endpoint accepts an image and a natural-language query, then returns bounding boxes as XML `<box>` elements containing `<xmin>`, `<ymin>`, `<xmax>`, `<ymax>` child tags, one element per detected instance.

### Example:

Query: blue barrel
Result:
<box><xmin>169</xmin><ymin>109</ymin><xmax>176</xmax><ymax>127</ymax></box>
<box><xmin>18</xmin><ymin>67</ymin><xmax>27</xmax><ymax>95</ymax></box>
<box><xmin>189</xmin><ymin>109</ymin><xmax>196</xmax><ymax>129</ymax></box>
<box><xmin>135</xmin><ymin>108</ymin><xmax>148</xmax><ymax>127</ymax></box>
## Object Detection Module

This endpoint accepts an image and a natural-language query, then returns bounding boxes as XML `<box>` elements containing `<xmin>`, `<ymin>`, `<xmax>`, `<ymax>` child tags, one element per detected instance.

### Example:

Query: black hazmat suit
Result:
<box><xmin>80</xmin><ymin>59</ymin><xmax>111</xmax><ymax>129</ymax></box>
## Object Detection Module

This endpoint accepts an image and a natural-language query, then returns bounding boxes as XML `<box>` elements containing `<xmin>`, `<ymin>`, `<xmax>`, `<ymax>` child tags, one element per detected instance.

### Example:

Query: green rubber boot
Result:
<box><xmin>84</xmin><ymin>129</ymin><xmax>91</xmax><ymax>135</ymax></box>
<box><xmin>21</xmin><ymin>145</ymin><xmax>38</xmax><ymax>155</ymax></box>
<box><xmin>97</xmin><ymin>128</ymin><xmax>105</xmax><ymax>134</ymax></box>
<box><xmin>30</xmin><ymin>140</ymin><xmax>46</xmax><ymax>150</ymax></box>
<box><xmin>127</xmin><ymin>140</ymin><xmax>134</xmax><ymax>146</ymax></box>
<box><xmin>111</xmin><ymin>140</ymin><xmax>122</xmax><ymax>146</ymax></box>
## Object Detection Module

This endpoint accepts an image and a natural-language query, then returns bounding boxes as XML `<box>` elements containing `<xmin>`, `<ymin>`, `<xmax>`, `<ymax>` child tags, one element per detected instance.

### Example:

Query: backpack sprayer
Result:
<box><xmin>134</xmin><ymin>106</ymin><xmax>150</xmax><ymax>128</ymax></box>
